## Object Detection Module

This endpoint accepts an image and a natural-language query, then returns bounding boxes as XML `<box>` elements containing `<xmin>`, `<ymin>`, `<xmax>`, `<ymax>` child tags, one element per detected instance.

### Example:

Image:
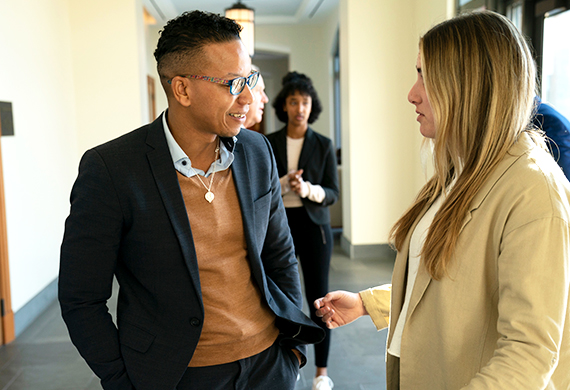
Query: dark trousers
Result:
<box><xmin>286</xmin><ymin>207</ymin><xmax>332</xmax><ymax>368</ymax></box>
<box><xmin>176</xmin><ymin>341</ymin><xmax>299</xmax><ymax>390</ymax></box>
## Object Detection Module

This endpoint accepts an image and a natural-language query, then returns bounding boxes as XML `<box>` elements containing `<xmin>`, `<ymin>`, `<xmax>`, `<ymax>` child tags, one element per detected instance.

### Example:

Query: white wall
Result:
<box><xmin>254</xmin><ymin>0</ymin><xmax>453</xmax><ymax>249</ymax></box>
<box><xmin>0</xmin><ymin>0</ymin><xmax>151</xmax><ymax>314</ymax></box>
<box><xmin>340</xmin><ymin>0</ymin><xmax>453</xmax><ymax>248</ymax></box>
<box><xmin>146</xmin><ymin>23</ymin><xmax>168</xmax><ymax>119</ymax></box>
<box><xmin>68</xmin><ymin>0</ymin><xmax>147</xmax><ymax>152</ymax></box>
<box><xmin>0</xmin><ymin>0</ymin><xmax>78</xmax><ymax>312</ymax></box>
<box><xmin>0</xmin><ymin>0</ymin><xmax>456</xmax><ymax>316</ymax></box>
<box><xmin>410</xmin><ymin>0</ymin><xmax>455</xmax><ymax>187</ymax></box>
<box><xmin>255</xmin><ymin>16</ymin><xmax>338</xmax><ymax>141</ymax></box>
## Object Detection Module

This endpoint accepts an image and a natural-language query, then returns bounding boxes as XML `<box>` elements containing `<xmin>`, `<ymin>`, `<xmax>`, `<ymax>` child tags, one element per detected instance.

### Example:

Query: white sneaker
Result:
<box><xmin>312</xmin><ymin>375</ymin><xmax>334</xmax><ymax>390</ymax></box>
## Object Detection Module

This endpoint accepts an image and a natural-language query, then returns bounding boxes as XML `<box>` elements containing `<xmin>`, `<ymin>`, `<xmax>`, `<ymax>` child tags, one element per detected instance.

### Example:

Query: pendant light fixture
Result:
<box><xmin>225</xmin><ymin>1</ymin><xmax>255</xmax><ymax>57</ymax></box>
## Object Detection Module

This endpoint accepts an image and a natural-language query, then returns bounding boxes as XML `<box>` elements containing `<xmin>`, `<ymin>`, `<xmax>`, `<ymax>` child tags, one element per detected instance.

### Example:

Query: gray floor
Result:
<box><xmin>0</xmin><ymin>244</ymin><xmax>394</xmax><ymax>390</ymax></box>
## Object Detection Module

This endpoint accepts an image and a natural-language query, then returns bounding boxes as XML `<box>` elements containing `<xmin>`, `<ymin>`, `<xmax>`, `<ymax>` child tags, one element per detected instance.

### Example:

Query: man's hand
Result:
<box><xmin>314</xmin><ymin>290</ymin><xmax>368</xmax><ymax>329</ymax></box>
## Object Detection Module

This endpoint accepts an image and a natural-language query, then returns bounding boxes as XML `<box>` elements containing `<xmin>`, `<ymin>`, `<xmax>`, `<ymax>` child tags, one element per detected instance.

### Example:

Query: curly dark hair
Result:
<box><xmin>272</xmin><ymin>71</ymin><xmax>322</xmax><ymax>124</ymax></box>
<box><xmin>154</xmin><ymin>10</ymin><xmax>242</xmax><ymax>80</ymax></box>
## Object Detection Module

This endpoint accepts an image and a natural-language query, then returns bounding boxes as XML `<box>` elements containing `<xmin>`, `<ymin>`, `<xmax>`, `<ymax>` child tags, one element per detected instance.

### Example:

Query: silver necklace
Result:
<box><xmin>190</xmin><ymin>141</ymin><xmax>220</xmax><ymax>203</ymax></box>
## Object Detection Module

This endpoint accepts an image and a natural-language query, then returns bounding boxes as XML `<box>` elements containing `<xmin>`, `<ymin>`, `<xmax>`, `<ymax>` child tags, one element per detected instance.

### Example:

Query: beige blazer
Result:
<box><xmin>361</xmin><ymin>133</ymin><xmax>570</xmax><ymax>389</ymax></box>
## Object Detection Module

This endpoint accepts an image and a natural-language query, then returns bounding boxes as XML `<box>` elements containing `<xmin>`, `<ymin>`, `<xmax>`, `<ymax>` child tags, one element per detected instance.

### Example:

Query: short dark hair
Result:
<box><xmin>272</xmin><ymin>71</ymin><xmax>322</xmax><ymax>124</ymax></box>
<box><xmin>154</xmin><ymin>10</ymin><xmax>242</xmax><ymax>80</ymax></box>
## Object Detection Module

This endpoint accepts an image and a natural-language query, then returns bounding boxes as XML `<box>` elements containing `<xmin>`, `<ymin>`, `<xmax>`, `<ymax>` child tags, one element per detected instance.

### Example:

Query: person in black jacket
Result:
<box><xmin>267</xmin><ymin>71</ymin><xmax>339</xmax><ymax>390</ymax></box>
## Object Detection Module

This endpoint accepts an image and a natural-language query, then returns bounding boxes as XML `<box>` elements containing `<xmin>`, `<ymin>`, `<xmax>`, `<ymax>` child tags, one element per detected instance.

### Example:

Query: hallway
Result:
<box><xmin>0</xmin><ymin>244</ymin><xmax>394</xmax><ymax>390</ymax></box>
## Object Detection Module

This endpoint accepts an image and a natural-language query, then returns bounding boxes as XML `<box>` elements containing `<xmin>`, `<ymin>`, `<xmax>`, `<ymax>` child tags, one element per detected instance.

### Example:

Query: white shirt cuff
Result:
<box><xmin>303</xmin><ymin>182</ymin><xmax>326</xmax><ymax>203</ymax></box>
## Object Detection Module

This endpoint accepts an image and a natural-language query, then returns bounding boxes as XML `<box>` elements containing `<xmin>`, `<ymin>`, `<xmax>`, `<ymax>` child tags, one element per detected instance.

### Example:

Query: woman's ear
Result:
<box><xmin>170</xmin><ymin>76</ymin><xmax>192</xmax><ymax>107</ymax></box>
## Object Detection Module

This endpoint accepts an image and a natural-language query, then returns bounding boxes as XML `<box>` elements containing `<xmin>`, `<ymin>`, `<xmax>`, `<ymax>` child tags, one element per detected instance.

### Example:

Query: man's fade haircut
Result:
<box><xmin>154</xmin><ymin>10</ymin><xmax>242</xmax><ymax>81</ymax></box>
<box><xmin>272</xmin><ymin>71</ymin><xmax>322</xmax><ymax>124</ymax></box>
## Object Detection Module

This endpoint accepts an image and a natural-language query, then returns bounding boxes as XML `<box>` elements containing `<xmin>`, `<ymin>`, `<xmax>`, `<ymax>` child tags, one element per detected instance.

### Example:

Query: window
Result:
<box><xmin>541</xmin><ymin>9</ymin><xmax>570</xmax><ymax>118</ymax></box>
<box><xmin>333</xmin><ymin>29</ymin><xmax>341</xmax><ymax>162</ymax></box>
<box><xmin>506</xmin><ymin>1</ymin><xmax>523</xmax><ymax>30</ymax></box>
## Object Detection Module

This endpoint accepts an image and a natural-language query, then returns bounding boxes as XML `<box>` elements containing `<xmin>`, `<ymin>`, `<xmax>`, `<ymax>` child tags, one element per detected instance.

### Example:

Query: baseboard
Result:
<box><xmin>340</xmin><ymin>235</ymin><xmax>397</xmax><ymax>260</ymax></box>
<box><xmin>14</xmin><ymin>278</ymin><xmax>58</xmax><ymax>337</ymax></box>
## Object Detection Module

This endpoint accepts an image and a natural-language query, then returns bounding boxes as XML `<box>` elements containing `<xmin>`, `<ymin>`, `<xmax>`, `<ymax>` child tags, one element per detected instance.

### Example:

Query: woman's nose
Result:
<box><xmin>408</xmin><ymin>82</ymin><xmax>420</xmax><ymax>105</ymax></box>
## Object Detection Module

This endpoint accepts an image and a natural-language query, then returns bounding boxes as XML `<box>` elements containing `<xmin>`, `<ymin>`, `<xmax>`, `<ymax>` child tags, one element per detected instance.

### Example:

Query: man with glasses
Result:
<box><xmin>59</xmin><ymin>10</ymin><xmax>323</xmax><ymax>390</ymax></box>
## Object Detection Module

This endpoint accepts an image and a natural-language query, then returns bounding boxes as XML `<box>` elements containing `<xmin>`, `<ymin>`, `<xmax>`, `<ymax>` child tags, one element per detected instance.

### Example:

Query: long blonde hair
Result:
<box><xmin>390</xmin><ymin>11</ymin><xmax>542</xmax><ymax>280</ymax></box>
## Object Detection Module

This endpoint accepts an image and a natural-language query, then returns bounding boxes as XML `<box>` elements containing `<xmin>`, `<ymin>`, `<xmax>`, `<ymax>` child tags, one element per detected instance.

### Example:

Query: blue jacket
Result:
<box><xmin>59</xmin><ymin>114</ymin><xmax>324</xmax><ymax>390</ymax></box>
<box><xmin>534</xmin><ymin>99</ymin><xmax>570</xmax><ymax>180</ymax></box>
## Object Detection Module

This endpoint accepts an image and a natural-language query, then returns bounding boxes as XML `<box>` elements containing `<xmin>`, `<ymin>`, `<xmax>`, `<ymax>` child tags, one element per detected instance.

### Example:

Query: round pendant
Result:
<box><xmin>205</xmin><ymin>191</ymin><xmax>215</xmax><ymax>203</ymax></box>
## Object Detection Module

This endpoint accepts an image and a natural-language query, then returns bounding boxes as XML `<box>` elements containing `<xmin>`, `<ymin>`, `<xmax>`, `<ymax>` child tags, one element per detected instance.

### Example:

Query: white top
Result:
<box><xmin>387</xmin><ymin>194</ymin><xmax>445</xmax><ymax>358</ymax></box>
<box><xmin>280</xmin><ymin>136</ymin><xmax>326</xmax><ymax>207</ymax></box>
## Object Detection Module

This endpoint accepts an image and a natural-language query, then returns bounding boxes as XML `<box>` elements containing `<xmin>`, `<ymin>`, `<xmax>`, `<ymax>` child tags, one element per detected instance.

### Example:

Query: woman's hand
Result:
<box><xmin>287</xmin><ymin>169</ymin><xmax>306</xmax><ymax>195</ymax></box>
<box><xmin>314</xmin><ymin>291</ymin><xmax>368</xmax><ymax>329</ymax></box>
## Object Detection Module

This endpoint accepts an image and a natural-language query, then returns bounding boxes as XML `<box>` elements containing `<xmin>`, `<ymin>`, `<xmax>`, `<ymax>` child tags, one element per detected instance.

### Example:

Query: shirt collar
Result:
<box><xmin>161</xmin><ymin>111</ymin><xmax>237</xmax><ymax>178</ymax></box>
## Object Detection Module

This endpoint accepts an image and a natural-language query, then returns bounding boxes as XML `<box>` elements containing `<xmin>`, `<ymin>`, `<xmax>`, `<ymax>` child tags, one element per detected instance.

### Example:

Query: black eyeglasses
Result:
<box><xmin>168</xmin><ymin>71</ymin><xmax>259</xmax><ymax>95</ymax></box>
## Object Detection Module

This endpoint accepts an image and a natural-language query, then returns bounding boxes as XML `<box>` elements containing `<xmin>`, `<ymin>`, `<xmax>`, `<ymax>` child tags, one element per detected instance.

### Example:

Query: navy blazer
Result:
<box><xmin>266</xmin><ymin>127</ymin><xmax>339</xmax><ymax>225</ymax></box>
<box><xmin>59</xmin><ymin>115</ymin><xmax>324</xmax><ymax>390</ymax></box>
<box><xmin>534</xmin><ymin>99</ymin><xmax>570</xmax><ymax>180</ymax></box>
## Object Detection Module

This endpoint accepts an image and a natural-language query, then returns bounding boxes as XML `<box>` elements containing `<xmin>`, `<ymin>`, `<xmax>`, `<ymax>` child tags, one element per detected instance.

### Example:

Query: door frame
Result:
<box><xmin>531</xmin><ymin>0</ymin><xmax>570</xmax><ymax>92</ymax></box>
<box><xmin>0</xmin><ymin>118</ymin><xmax>15</xmax><ymax>345</ymax></box>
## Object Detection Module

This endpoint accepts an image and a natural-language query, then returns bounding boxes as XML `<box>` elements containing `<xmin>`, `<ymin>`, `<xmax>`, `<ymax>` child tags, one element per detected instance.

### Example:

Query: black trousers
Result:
<box><xmin>176</xmin><ymin>341</ymin><xmax>299</xmax><ymax>390</ymax></box>
<box><xmin>286</xmin><ymin>207</ymin><xmax>332</xmax><ymax>368</ymax></box>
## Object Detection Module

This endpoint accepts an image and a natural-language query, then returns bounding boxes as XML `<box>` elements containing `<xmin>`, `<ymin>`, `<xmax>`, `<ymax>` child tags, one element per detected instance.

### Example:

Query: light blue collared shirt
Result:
<box><xmin>162</xmin><ymin>111</ymin><xmax>236</xmax><ymax>178</ymax></box>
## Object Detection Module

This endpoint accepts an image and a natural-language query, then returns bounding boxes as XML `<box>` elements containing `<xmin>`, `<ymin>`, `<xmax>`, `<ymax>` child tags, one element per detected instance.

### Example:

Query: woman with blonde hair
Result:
<box><xmin>315</xmin><ymin>11</ymin><xmax>570</xmax><ymax>390</ymax></box>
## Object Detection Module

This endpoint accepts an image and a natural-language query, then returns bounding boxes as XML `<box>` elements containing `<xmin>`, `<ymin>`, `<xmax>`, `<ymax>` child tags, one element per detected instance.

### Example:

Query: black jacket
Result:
<box><xmin>266</xmin><ymin>127</ymin><xmax>339</xmax><ymax>225</ymax></box>
<box><xmin>59</xmin><ymin>115</ymin><xmax>324</xmax><ymax>390</ymax></box>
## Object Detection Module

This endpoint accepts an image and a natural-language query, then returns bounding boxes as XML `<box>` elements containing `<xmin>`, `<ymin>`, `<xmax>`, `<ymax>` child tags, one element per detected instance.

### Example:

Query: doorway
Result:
<box><xmin>541</xmin><ymin>8</ymin><xmax>570</xmax><ymax>117</ymax></box>
<box><xmin>250</xmin><ymin>50</ymin><xmax>289</xmax><ymax>136</ymax></box>
<box><xmin>0</xmin><ymin>133</ymin><xmax>15</xmax><ymax>346</ymax></box>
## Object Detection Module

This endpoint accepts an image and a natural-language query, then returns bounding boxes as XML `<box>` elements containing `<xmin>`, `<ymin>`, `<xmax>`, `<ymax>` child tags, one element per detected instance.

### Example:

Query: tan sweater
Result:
<box><xmin>177</xmin><ymin>168</ymin><xmax>279</xmax><ymax>367</ymax></box>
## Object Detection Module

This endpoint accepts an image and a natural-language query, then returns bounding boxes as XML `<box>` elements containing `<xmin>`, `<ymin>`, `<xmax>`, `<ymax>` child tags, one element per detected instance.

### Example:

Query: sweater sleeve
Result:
<box><xmin>359</xmin><ymin>284</ymin><xmax>392</xmax><ymax>331</ymax></box>
<box><xmin>300</xmin><ymin>181</ymin><xmax>326</xmax><ymax>203</ymax></box>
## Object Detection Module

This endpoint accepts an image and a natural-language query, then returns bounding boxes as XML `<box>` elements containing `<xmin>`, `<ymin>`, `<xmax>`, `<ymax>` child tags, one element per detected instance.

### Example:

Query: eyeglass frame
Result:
<box><xmin>167</xmin><ymin>71</ymin><xmax>259</xmax><ymax>96</ymax></box>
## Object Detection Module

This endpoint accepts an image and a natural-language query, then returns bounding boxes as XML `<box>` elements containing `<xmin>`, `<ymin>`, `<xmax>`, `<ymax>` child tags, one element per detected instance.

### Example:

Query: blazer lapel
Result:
<box><xmin>404</xmin><ymin>134</ymin><xmax>533</xmax><ymax>322</ymax></box>
<box><xmin>230</xmin><ymin>142</ymin><xmax>267</xmax><ymax>289</ymax></box>
<box><xmin>388</xmin><ymin>203</ymin><xmax>430</xmax><ymax>345</ymax></box>
<box><xmin>273</xmin><ymin>129</ymin><xmax>288</xmax><ymax>174</ymax></box>
<box><xmin>145</xmin><ymin>115</ymin><xmax>203</xmax><ymax>303</ymax></box>
<box><xmin>298</xmin><ymin>128</ymin><xmax>316</xmax><ymax>170</ymax></box>
<box><xmin>231</xmin><ymin>142</ymin><xmax>254</xmax><ymax>241</ymax></box>
<box><xmin>406</xmin><ymin>254</ymin><xmax>432</xmax><ymax>322</ymax></box>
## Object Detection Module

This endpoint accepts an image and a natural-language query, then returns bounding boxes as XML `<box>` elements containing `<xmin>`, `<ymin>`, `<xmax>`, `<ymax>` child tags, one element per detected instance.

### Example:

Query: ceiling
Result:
<box><xmin>144</xmin><ymin>0</ymin><xmax>339</xmax><ymax>25</ymax></box>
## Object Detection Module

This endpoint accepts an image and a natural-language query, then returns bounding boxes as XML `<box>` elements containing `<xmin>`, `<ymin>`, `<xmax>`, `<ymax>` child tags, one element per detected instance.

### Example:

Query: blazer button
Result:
<box><xmin>190</xmin><ymin>318</ymin><xmax>201</xmax><ymax>327</ymax></box>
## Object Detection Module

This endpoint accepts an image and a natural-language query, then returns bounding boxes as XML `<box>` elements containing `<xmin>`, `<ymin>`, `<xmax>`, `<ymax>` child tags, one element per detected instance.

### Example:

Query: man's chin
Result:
<box><xmin>221</xmin><ymin>127</ymin><xmax>241</xmax><ymax>138</ymax></box>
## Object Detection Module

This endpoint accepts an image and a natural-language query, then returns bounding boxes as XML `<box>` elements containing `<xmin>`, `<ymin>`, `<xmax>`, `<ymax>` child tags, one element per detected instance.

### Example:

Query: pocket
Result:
<box><xmin>283</xmin><ymin>347</ymin><xmax>301</xmax><ymax>370</ymax></box>
<box><xmin>118</xmin><ymin>321</ymin><xmax>156</xmax><ymax>353</ymax></box>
